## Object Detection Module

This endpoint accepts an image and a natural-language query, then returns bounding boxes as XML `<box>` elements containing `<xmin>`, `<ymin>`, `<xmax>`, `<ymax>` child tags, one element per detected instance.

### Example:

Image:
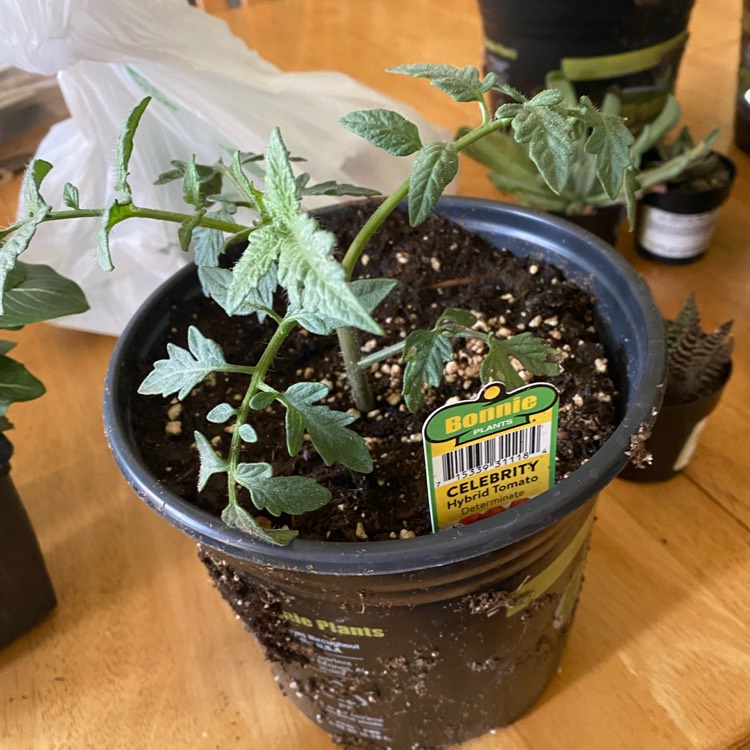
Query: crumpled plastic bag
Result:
<box><xmin>0</xmin><ymin>0</ymin><xmax>449</xmax><ymax>335</ymax></box>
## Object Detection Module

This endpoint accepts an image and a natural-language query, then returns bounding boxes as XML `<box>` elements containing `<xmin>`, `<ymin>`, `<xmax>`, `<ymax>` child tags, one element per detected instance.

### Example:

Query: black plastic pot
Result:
<box><xmin>553</xmin><ymin>204</ymin><xmax>625</xmax><ymax>247</ymax></box>
<box><xmin>635</xmin><ymin>154</ymin><xmax>736</xmax><ymax>264</ymax></box>
<box><xmin>0</xmin><ymin>436</ymin><xmax>56</xmax><ymax>649</ymax></box>
<box><xmin>620</xmin><ymin>363</ymin><xmax>731</xmax><ymax>483</ymax></box>
<box><xmin>478</xmin><ymin>0</ymin><xmax>695</xmax><ymax>129</ymax></box>
<box><xmin>103</xmin><ymin>198</ymin><xmax>665</xmax><ymax>749</ymax></box>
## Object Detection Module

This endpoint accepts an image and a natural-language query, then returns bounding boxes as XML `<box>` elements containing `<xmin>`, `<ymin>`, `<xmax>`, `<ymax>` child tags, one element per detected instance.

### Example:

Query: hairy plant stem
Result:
<box><xmin>337</xmin><ymin>116</ymin><xmax>511</xmax><ymax>412</ymax></box>
<box><xmin>226</xmin><ymin>316</ymin><xmax>298</xmax><ymax>514</ymax></box>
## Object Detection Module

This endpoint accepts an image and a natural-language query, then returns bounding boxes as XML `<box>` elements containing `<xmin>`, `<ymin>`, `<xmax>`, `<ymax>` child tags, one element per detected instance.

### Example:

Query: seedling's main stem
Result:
<box><xmin>338</xmin><ymin>116</ymin><xmax>511</xmax><ymax>412</ymax></box>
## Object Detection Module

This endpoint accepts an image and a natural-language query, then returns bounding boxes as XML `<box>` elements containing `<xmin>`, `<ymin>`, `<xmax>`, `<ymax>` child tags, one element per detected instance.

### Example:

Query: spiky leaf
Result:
<box><xmin>276</xmin><ymin>382</ymin><xmax>372</xmax><ymax>472</ymax></box>
<box><xmin>139</xmin><ymin>326</ymin><xmax>228</xmax><ymax>399</ymax></box>
<box><xmin>263</xmin><ymin>129</ymin><xmax>299</xmax><ymax>223</ymax></box>
<box><xmin>114</xmin><ymin>97</ymin><xmax>151</xmax><ymax>200</ymax></box>
<box><xmin>480</xmin><ymin>337</ymin><xmax>525</xmax><ymax>391</ymax></box>
<box><xmin>194</xmin><ymin>430</ymin><xmax>229</xmax><ymax>491</ymax></box>
<box><xmin>339</xmin><ymin>109</ymin><xmax>423</xmax><ymax>156</ymax></box>
<box><xmin>388</xmin><ymin>64</ymin><xmax>490</xmax><ymax>102</ymax></box>
<box><xmin>234</xmin><ymin>461</ymin><xmax>331</xmax><ymax>516</ymax></box>
<box><xmin>226</xmin><ymin>224</ymin><xmax>282</xmax><ymax>314</ymax></box>
<box><xmin>481</xmin><ymin>333</ymin><xmax>561</xmax><ymax>390</ymax></box>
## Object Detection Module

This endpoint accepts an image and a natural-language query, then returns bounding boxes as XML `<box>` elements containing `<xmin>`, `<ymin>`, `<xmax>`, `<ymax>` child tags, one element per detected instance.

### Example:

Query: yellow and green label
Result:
<box><xmin>423</xmin><ymin>382</ymin><xmax>559</xmax><ymax>532</ymax></box>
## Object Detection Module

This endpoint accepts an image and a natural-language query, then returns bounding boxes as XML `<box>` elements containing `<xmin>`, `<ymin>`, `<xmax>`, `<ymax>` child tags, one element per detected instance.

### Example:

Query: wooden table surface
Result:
<box><xmin>3</xmin><ymin>1</ymin><xmax>750</xmax><ymax>748</ymax></box>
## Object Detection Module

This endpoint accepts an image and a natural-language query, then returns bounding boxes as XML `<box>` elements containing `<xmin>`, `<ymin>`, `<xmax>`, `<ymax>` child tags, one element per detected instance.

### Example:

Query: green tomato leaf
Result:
<box><xmin>182</xmin><ymin>154</ymin><xmax>203</xmax><ymax>209</ymax></box>
<box><xmin>0</xmin><ymin>262</ymin><xmax>88</xmax><ymax>328</ymax></box>
<box><xmin>220</xmin><ymin>501</ymin><xmax>298</xmax><ymax>546</ymax></box>
<box><xmin>339</xmin><ymin>109</ymin><xmax>423</xmax><ymax>156</ymax></box>
<box><xmin>22</xmin><ymin>159</ymin><xmax>53</xmax><ymax>215</ymax></box>
<box><xmin>388</xmin><ymin>63</ymin><xmax>488</xmax><ymax>103</ymax></box>
<box><xmin>511</xmin><ymin>106</ymin><xmax>573</xmax><ymax>195</ymax></box>
<box><xmin>238</xmin><ymin>423</ymin><xmax>258</xmax><ymax>443</ymax></box>
<box><xmin>277</xmin><ymin>382</ymin><xmax>372</xmax><ymax>472</ymax></box>
<box><xmin>178</xmin><ymin>209</ymin><xmax>206</xmax><ymax>253</ymax></box>
<box><xmin>62</xmin><ymin>182</ymin><xmax>80</xmax><ymax>209</ymax></box>
<box><xmin>115</xmin><ymin>97</ymin><xmax>151</xmax><ymax>200</ymax></box>
<box><xmin>480</xmin><ymin>337</ymin><xmax>525</xmax><ymax>391</ymax></box>
<box><xmin>0</xmin><ymin>340</ymin><xmax>16</xmax><ymax>356</ymax></box>
<box><xmin>582</xmin><ymin>99</ymin><xmax>635</xmax><ymax>200</ymax></box>
<box><xmin>296</xmin><ymin>174</ymin><xmax>380</xmax><ymax>198</ymax></box>
<box><xmin>199</xmin><ymin>266</ymin><xmax>276</xmax><ymax>320</ymax></box>
<box><xmin>263</xmin><ymin>128</ymin><xmax>299</xmax><ymax>224</ymax></box>
<box><xmin>206</xmin><ymin>402</ymin><xmax>237</xmax><ymax>423</ymax></box>
<box><xmin>229</xmin><ymin>151</ymin><xmax>261</xmax><ymax>211</ymax></box>
<box><xmin>139</xmin><ymin>325</ymin><xmax>228</xmax><ymax>399</ymax></box>
<box><xmin>0</xmin><ymin>216</ymin><xmax>50</xmax><ymax>313</ymax></box>
<box><xmin>234</xmin><ymin>461</ymin><xmax>331</xmax><ymax>516</ymax></box>
<box><xmin>249</xmin><ymin>391</ymin><xmax>278</xmax><ymax>410</ymax></box>
<box><xmin>0</xmin><ymin>354</ymin><xmax>45</xmax><ymax>405</ymax></box>
<box><xmin>194</xmin><ymin>430</ymin><xmax>229</xmax><ymax>491</ymax></box>
<box><xmin>401</xmin><ymin>327</ymin><xmax>454</xmax><ymax>412</ymax></box>
<box><xmin>97</xmin><ymin>201</ymin><xmax>135</xmax><ymax>272</ymax></box>
<box><xmin>438</xmin><ymin>307</ymin><xmax>477</xmax><ymax>330</ymax></box>
<box><xmin>408</xmin><ymin>142</ymin><xmax>458</xmax><ymax>226</ymax></box>
<box><xmin>226</xmin><ymin>224</ymin><xmax>282</xmax><ymax>314</ymax></box>
<box><xmin>277</xmin><ymin>213</ymin><xmax>381</xmax><ymax>334</ymax></box>
<box><xmin>481</xmin><ymin>332</ymin><xmax>561</xmax><ymax>389</ymax></box>
<box><xmin>528</xmin><ymin>89</ymin><xmax>565</xmax><ymax>108</ymax></box>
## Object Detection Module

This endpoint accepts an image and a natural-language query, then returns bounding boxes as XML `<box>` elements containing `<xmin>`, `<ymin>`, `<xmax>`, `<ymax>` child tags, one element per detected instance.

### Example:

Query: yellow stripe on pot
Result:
<box><xmin>483</xmin><ymin>37</ymin><xmax>518</xmax><ymax>60</ymax></box>
<box><xmin>561</xmin><ymin>30</ymin><xmax>689</xmax><ymax>81</ymax></box>
<box><xmin>506</xmin><ymin>506</ymin><xmax>596</xmax><ymax>618</ymax></box>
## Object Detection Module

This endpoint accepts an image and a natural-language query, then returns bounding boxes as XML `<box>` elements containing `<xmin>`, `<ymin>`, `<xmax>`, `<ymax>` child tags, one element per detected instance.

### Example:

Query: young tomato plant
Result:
<box><xmin>0</xmin><ymin>64</ymin><xmax>642</xmax><ymax>544</ymax></box>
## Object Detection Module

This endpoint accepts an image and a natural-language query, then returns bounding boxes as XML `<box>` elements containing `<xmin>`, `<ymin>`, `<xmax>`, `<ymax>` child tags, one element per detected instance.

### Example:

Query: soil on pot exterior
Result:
<box><xmin>130</xmin><ymin>201</ymin><xmax>618</xmax><ymax>542</ymax></box>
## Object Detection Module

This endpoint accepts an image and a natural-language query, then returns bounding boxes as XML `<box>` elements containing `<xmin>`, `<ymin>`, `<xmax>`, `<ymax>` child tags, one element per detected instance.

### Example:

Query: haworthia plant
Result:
<box><xmin>1</xmin><ymin>63</ymin><xmax>647</xmax><ymax>543</ymax></box>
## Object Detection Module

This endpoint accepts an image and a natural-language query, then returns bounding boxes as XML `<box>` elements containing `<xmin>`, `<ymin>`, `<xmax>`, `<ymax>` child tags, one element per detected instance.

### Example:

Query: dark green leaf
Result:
<box><xmin>401</xmin><ymin>327</ymin><xmax>453</xmax><ymax>412</ymax></box>
<box><xmin>350</xmin><ymin>278</ymin><xmax>397</xmax><ymax>314</ymax></box>
<box><xmin>0</xmin><ymin>355</ymin><xmax>45</xmax><ymax>405</ymax></box>
<box><xmin>583</xmin><ymin>101</ymin><xmax>635</xmax><ymax>200</ymax></box>
<box><xmin>438</xmin><ymin>307</ymin><xmax>477</xmax><ymax>329</ymax></box>
<box><xmin>408</xmin><ymin>142</ymin><xmax>458</xmax><ymax>226</ymax></box>
<box><xmin>0</xmin><ymin>263</ymin><xmax>88</xmax><ymax>327</ymax></box>
<box><xmin>0</xmin><ymin>340</ymin><xmax>16</xmax><ymax>356</ymax></box>
<box><xmin>339</xmin><ymin>109</ymin><xmax>423</xmax><ymax>156</ymax></box>
<box><xmin>388</xmin><ymin>64</ymin><xmax>488</xmax><ymax>103</ymax></box>
<box><xmin>480</xmin><ymin>337</ymin><xmax>525</xmax><ymax>391</ymax></box>
<box><xmin>114</xmin><ymin>97</ymin><xmax>151</xmax><ymax>200</ymax></box>
<box><xmin>0</xmin><ymin>215</ymin><xmax>50</xmax><ymax>311</ymax></box>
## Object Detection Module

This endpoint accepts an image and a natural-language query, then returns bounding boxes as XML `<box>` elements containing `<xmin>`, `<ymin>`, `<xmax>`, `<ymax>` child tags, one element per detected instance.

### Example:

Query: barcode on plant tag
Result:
<box><xmin>434</xmin><ymin>423</ymin><xmax>550</xmax><ymax>485</ymax></box>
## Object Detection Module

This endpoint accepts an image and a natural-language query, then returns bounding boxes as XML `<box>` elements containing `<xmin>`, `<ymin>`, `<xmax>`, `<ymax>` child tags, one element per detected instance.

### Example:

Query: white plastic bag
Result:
<box><xmin>0</xmin><ymin>0</ymin><xmax>449</xmax><ymax>335</ymax></box>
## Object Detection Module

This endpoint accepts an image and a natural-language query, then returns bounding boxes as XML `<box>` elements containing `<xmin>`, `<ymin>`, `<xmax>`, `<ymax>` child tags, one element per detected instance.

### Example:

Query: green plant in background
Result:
<box><xmin>665</xmin><ymin>293</ymin><xmax>733</xmax><ymax>405</ymax></box>
<box><xmin>1</xmin><ymin>64</ymin><xmax>645</xmax><ymax>543</ymax></box>
<box><xmin>459</xmin><ymin>72</ymin><xmax>717</xmax><ymax>218</ymax></box>
<box><xmin>0</xmin><ymin>262</ymin><xmax>88</xmax><ymax>433</ymax></box>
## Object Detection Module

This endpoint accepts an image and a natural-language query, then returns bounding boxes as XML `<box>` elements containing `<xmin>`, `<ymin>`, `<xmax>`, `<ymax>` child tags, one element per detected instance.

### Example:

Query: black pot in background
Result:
<box><xmin>0</xmin><ymin>435</ymin><xmax>56</xmax><ymax>649</ymax></box>
<box><xmin>635</xmin><ymin>153</ymin><xmax>736</xmax><ymax>264</ymax></box>
<box><xmin>103</xmin><ymin>197</ymin><xmax>665</xmax><ymax>748</ymax></box>
<box><xmin>620</xmin><ymin>363</ymin><xmax>731</xmax><ymax>483</ymax></box>
<box><xmin>477</xmin><ymin>0</ymin><xmax>695</xmax><ymax>129</ymax></box>
<box><xmin>553</xmin><ymin>204</ymin><xmax>625</xmax><ymax>248</ymax></box>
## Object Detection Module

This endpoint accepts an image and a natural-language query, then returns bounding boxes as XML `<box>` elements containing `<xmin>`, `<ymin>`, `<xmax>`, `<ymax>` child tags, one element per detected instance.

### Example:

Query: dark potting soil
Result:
<box><xmin>130</xmin><ymin>201</ymin><xmax>618</xmax><ymax>542</ymax></box>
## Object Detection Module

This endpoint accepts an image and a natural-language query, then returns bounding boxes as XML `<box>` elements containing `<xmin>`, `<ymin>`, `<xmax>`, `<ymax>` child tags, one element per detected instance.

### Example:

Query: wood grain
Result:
<box><xmin>2</xmin><ymin>1</ymin><xmax>750</xmax><ymax>748</ymax></box>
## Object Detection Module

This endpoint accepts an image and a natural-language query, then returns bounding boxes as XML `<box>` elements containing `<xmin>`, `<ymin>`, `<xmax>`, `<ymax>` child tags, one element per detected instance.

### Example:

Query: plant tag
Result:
<box><xmin>422</xmin><ymin>382</ymin><xmax>559</xmax><ymax>532</ymax></box>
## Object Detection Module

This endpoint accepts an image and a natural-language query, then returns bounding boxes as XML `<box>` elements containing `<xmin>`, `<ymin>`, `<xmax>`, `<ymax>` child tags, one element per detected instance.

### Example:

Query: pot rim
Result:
<box><xmin>103</xmin><ymin>197</ymin><xmax>666</xmax><ymax>576</ymax></box>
